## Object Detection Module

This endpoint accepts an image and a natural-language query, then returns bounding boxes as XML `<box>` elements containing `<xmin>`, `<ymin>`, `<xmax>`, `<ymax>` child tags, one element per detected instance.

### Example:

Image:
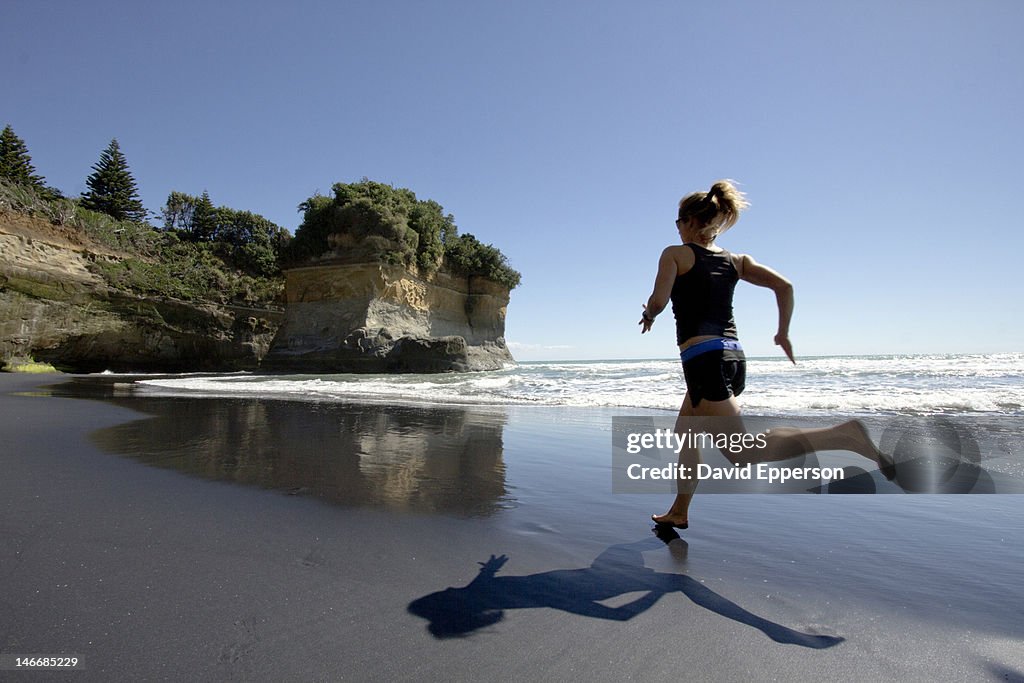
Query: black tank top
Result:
<box><xmin>671</xmin><ymin>244</ymin><xmax>739</xmax><ymax>345</ymax></box>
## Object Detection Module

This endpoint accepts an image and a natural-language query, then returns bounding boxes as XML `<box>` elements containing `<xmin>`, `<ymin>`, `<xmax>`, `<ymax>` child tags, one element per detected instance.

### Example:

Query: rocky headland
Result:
<box><xmin>0</xmin><ymin>212</ymin><xmax>282</xmax><ymax>372</ymax></box>
<box><xmin>1</xmin><ymin>209</ymin><xmax>514</xmax><ymax>374</ymax></box>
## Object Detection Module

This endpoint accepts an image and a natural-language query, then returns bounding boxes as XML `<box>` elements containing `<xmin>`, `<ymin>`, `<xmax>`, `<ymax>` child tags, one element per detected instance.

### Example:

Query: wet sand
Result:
<box><xmin>2</xmin><ymin>373</ymin><xmax>1023</xmax><ymax>681</ymax></box>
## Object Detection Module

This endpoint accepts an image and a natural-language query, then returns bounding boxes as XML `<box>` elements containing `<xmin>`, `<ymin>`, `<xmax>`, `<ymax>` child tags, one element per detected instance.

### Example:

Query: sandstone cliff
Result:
<box><xmin>263</xmin><ymin>262</ymin><xmax>514</xmax><ymax>373</ymax></box>
<box><xmin>0</xmin><ymin>212</ymin><xmax>282</xmax><ymax>372</ymax></box>
<box><xmin>2</xmin><ymin>209</ymin><xmax>514</xmax><ymax>374</ymax></box>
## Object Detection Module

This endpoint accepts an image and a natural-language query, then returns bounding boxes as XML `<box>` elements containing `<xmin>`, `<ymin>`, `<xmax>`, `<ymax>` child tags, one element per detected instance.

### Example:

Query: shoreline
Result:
<box><xmin>80</xmin><ymin>354</ymin><xmax>1024</xmax><ymax>416</ymax></box>
<box><xmin>3</xmin><ymin>373</ymin><xmax>1024</xmax><ymax>680</ymax></box>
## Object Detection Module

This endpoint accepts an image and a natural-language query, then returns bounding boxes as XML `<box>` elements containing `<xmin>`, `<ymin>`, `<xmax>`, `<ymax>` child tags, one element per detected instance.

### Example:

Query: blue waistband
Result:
<box><xmin>679</xmin><ymin>338</ymin><xmax>743</xmax><ymax>363</ymax></box>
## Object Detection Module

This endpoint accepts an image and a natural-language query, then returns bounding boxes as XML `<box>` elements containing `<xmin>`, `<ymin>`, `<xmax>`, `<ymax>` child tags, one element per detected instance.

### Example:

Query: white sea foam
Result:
<box><xmin>136</xmin><ymin>353</ymin><xmax>1024</xmax><ymax>416</ymax></box>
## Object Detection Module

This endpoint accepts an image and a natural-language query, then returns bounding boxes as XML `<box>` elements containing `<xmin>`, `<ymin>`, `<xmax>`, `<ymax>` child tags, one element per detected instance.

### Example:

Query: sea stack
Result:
<box><xmin>263</xmin><ymin>262</ymin><xmax>513</xmax><ymax>373</ymax></box>
<box><xmin>262</xmin><ymin>180</ymin><xmax>518</xmax><ymax>373</ymax></box>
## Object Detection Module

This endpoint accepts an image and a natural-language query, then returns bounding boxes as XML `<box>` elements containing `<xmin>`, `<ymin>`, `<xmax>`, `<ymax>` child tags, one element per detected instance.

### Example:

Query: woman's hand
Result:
<box><xmin>774</xmin><ymin>333</ymin><xmax>796</xmax><ymax>364</ymax></box>
<box><xmin>639</xmin><ymin>305</ymin><xmax>654</xmax><ymax>334</ymax></box>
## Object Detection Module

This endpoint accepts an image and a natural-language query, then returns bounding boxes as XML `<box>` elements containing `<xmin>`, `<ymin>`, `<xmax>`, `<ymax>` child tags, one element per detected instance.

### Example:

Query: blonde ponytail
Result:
<box><xmin>678</xmin><ymin>179</ymin><xmax>749</xmax><ymax>241</ymax></box>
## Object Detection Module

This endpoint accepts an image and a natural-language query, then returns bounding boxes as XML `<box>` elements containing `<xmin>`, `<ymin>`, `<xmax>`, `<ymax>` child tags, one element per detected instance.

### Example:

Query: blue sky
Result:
<box><xmin>4</xmin><ymin>1</ymin><xmax>1022</xmax><ymax>360</ymax></box>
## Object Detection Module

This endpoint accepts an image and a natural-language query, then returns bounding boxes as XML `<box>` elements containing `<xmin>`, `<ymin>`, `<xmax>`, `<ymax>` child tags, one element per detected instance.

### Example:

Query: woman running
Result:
<box><xmin>640</xmin><ymin>180</ymin><xmax>892</xmax><ymax>529</ymax></box>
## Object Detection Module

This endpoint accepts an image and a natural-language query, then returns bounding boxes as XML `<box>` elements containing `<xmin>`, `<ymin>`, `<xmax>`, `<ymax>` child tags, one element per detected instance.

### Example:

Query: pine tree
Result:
<box><xmin>191</xmin><ymin>190</ymin><xmax>218</xmax><ymax>241</ymax></box>
<box><xmin>80</xmin><ymin>138</ymin><xmax>147</xmax><ymax>222</ymax></box>
<box><xmin>0</xmin><ymin>124</ymin><xmax>47</xmax><ymax>191</ymax></box>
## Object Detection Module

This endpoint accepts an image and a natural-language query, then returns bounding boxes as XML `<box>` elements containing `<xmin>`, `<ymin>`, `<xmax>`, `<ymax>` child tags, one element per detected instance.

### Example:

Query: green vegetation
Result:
<box><xmin>161</xmin><ymin>191</ymin><xmax>291</xmax><ymax>279</ymax></box>
<box><xmin>287</xmin><ymin>180</ymin><xmax>520</xmax><ymax>289</ymax></box>
<box><xmin>2</xmin><ymin>128</ymin><xmax>519</xmax><ymax>301</ymax></box>
<box><xmin>0</xmin><ymin>179</ymin><xmax>283</xmax><ymax>306</ymax></box>
<box><xmin>0</xmin><ymin>124</ymin><xmax>57</xmax><ymax>198</ymax></box>
<box><xmin>444</xmin><ymin>232</ymin><xmax>521</xmax><ymax>288</ymax></box>
<box><xmin>0</xmin><ymin>177</ymin><xmax>158</xmax><ymax>252</ymax></box>
<box><xmin>1</xmin><ymin>125</ymin><xmax>46</xmax><ymax>190</ymax></box>
<box><xmin>1</xmin><ymin>357</ymin><xmax>60</xmax><ymax>374</ymax></box>
<box><xmin>87</xmin><ymin>237</ymin><xmax>283</xmax><ymax>305</ymax></box>
<box><xmin>80</xmin><ymin>139</ymin><xmax>148</xmax><ymax>223</ymax></box>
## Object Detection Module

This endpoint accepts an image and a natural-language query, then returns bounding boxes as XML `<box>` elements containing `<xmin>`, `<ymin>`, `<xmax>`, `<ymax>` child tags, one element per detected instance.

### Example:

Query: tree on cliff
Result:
<box><xmin>160</xmin><ymin>190</ymin><xmax>291</xmax><ymax>278</ymax></box>
<box><xmin>444</xmin><ymin>232</ymin><xmax>521</xmax><ymax>289</ymax></box>
<box><xmin>162</xmin><ymin>191</ymin><xmax>195</xmax><ymax>232</ymax></box>
<box><xmin>287</xmin><ymin>180</ymin><xmax>521</xmax><ymax>289</ymax></box>
<box><xmin>80</xmin><ymin>139</ymin><xmax>148</xmax><ymax>222</ymax></box>
<box><xmin>0</xmin><ymin>125</ymin><xmax>47</xmax><ymax>192</ymax></box>
<box><xmin>190</xmin><ymin>190</ymin><xmax>218</xmax><ymax>242</ymax></box>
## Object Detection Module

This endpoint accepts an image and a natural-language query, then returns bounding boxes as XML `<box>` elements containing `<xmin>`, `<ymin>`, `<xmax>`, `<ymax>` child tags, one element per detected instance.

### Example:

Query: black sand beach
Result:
<box><xmin>2</xmin><ymin>374</ymin><xmax>1023</xmax><ymax>681</ymax></box>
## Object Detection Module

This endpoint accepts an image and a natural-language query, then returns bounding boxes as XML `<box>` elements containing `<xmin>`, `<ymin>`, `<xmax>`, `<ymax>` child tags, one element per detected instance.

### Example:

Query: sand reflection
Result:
<box><xmin>53</xmin><ymin>377</ymin><xmax>510</xmax><ymax>515</ymax></box>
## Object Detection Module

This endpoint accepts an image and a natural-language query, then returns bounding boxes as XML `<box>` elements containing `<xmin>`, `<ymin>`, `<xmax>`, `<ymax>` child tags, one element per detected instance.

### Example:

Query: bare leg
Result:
<box><xmin>743</xmin><ymin>420</ymin><xmax>883</xmax><ymax>465</ymax></box>
<box><xmin>743</xmin><ymin>420</ymin><xmax>895</xmax><ymax>479</ymax></box>
<box><xmin>653</xmin><ymin>401</ymin><xmax>889</xmax><ymax>527</ymax></box>
<box><xmin>652</xmin><ymin>393</ymin><xmax>741</xmax><ymax>528</ymax></box>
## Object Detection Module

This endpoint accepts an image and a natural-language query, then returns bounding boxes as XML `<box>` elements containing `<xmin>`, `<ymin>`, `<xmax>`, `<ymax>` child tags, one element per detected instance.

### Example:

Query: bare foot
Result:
<box><xmin>652</xmin><ymin>513</ymin><xmax>688</xmax><ymax>529</ymax></box>
<box><xmin>841</xmin><ymin>420</ymin><xmax>896</xmax><ymax>480</ymax></box>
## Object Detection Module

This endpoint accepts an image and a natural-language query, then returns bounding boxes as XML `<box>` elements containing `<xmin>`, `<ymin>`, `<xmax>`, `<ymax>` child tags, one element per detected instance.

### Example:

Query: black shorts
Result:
<box><xmin>680</xmin><ymin>348</ymin><xmax>746</xmax><ymax>408</ymax></box>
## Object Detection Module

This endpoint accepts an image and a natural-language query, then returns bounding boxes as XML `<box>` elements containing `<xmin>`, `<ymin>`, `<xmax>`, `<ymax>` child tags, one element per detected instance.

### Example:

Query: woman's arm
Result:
<box><xmin>640</xmin><ymin>247</ymin><xmax>685</xmax><ymax>333</ymax></box>
<box><xmin>738</xmin><ymin>254</ymin><xmax>796</xmax><ymax>363</ymax></box>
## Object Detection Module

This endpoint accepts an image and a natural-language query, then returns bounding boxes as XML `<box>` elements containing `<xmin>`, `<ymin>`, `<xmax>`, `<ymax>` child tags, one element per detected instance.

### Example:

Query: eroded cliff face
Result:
<box><xmin>1</xmin><ymin>211</ymin><xmax>514</xmax><ymax>374</ymax></box>
<box><xmin>264</xmin><ymin>262</ymin><xmax>514</xmax><ymax>373</ymax></box>
<box><xmin>0</xmin><ymin>213</ymin><xmax>282</xmax><ymax>372</ymax></box>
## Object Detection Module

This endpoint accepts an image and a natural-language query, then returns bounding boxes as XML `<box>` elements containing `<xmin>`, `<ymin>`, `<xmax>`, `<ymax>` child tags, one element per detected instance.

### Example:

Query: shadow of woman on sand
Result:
<box><xmin>408</xmin><ymin>530</ymin><xmax>842</xmax><ymax>648</ymax></box>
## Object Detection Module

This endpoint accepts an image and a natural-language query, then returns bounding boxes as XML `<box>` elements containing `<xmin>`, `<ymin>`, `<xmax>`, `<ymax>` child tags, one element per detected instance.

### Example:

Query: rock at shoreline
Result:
<box><xmin>263</xmin><ymin>262</ymin><xmax>514</xmax><ymax>373</ymax></box>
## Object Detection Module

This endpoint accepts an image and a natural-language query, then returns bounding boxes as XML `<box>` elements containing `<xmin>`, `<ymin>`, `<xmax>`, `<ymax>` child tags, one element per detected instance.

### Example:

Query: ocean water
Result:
<box><xmin>134</xmin><ymin>353</ymin><xmax>1024</xmax><ymax>416</ymax></box>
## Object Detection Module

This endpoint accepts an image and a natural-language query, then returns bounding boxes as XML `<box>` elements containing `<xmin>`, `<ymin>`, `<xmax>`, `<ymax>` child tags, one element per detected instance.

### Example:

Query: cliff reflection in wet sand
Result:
<box><xmin>68</xmin><ymin>380</ymin><xmax>510</xmax><ymax>515</ymax></box>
